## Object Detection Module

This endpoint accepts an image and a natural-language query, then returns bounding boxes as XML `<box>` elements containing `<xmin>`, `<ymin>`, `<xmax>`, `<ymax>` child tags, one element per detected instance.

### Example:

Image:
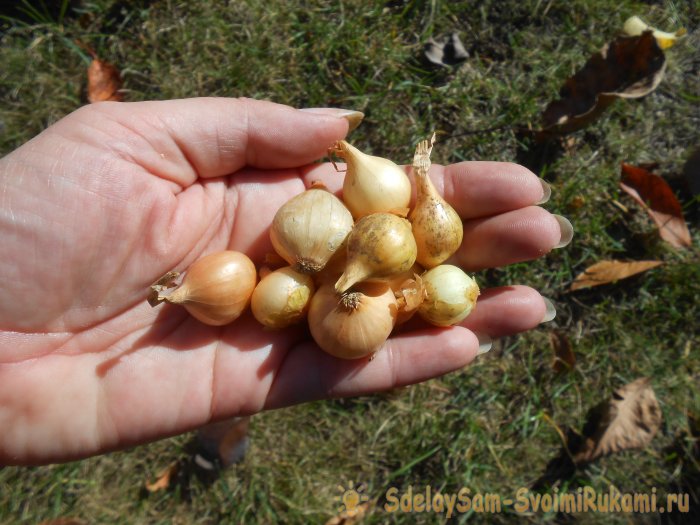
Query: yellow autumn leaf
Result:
<box><xmin>570</xmin><ymin>260</ymin><xmax>663</xmax><ymax>291</ymax></box>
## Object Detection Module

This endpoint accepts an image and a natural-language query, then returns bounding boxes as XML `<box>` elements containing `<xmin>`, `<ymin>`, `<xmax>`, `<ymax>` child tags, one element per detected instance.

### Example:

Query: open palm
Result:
<box><xmin>0</xmin><ymin>98</ymin><xmax>565</xmax><ymax>465</ymax></box>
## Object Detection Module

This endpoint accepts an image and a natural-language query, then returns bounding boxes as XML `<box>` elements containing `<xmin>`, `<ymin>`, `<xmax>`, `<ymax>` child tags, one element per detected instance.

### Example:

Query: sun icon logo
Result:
<box><xmin>333</xmin><ymin>480</ymin><xmax>369</xmax><ymax>516</ymax></box>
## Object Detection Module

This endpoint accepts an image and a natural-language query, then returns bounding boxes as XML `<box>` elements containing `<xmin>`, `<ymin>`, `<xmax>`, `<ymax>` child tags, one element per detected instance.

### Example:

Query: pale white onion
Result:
<box><xmin>270</xmin><ymin>188</ymin><xmax>353</xmax><ymax>274</ymax></box>
<box><xmin>418</xmin><ymin>264</ymin><xmax>479</xmax><ymax>326</ymax></box>
<box><xmin>251</xmin><ymin>266</ymin><xmax>315</xmax><ymax>329</ymax></box>
<box><xmin>331</xmin><ymin>140</ymin><xmax>411</xmax><ymax>219</ymax></box>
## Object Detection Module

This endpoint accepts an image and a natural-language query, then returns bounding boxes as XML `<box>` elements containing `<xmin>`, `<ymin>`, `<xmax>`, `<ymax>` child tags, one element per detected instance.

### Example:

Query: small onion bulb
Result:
<box><xmin>308</xmin><ymin>283</ymin><xmax>398</xmax><ymax>359</ymax></box>
<box><xmin>270</xmin><ymin>188</ymin><xmax>353</xmax><ymax>274</ymax></box>
<box><xmin>251</xmin><ymin>266</ymin><xmax>315</xmax><ymax>329</ymax></box>
<box><xmin>418</xmin><ymin>264</ymin><xmax>479</xmax><ymax>326</ymax></box>
<box><xmin>330</xmin><ymin>140</ymin><xmax>412</xmax><ymax>219</ymax></box>
<box><xmin>335</xmin><ymin>212</ymin><xmax>417</xmax><ymax>293</ymax></box>
<box><xmin>160</xmin><ymin>251</ymin><xmax>257</xmax><ymax>326</ymax></box>
<box><xmin>409</xmin><ymin>135</ymin><xmax>463</xmax><ymax>269</ymax></box>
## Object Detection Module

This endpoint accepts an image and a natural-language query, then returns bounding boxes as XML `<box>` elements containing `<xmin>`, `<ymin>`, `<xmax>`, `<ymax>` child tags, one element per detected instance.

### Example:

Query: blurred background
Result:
<box><xmin>1</xmin><ymin>1</ymin><xmax>698</xmax><ymax>523</ymax></box>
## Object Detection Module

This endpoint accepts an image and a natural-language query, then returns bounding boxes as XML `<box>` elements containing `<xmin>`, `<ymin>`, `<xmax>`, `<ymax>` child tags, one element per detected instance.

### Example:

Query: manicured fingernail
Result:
<box><xmin>475</xmin><ymin>332</ymin><xmax>492</xmax><ymax>355</ymax></box>
<box><xmin>299</xmin><ymin>108</ymin><xmax>365</xmax><ymax>131</ymax></box>
<box><xmin>553</xmin><ymin>215</ymin><xmax>574</xmax><ymax>248</ymax></box>
<box><xmin>541</xmin><ymin>297</ymin><xmax>556</xmax><ymax>323</ymax></box>
<box><xmin>536</xmin><ymin>179</ymin><xmax>551</xmax><ymax>205</ymax></box>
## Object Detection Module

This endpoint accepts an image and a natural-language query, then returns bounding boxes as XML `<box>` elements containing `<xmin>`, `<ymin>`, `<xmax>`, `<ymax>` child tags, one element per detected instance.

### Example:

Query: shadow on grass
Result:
<box><xmin>138</xmin><ymin>436</ymin><xmax>224</xmax><ymax>503</ymax></box>
<box><xmin>659</xmin><ymin>416</ymin><xmax>700</xmax><ymax>524</ymax></box>
<box><xmin>514</xmin><ymin>131</ymin><xmax>565</xmax><ymax>178</ymax></box>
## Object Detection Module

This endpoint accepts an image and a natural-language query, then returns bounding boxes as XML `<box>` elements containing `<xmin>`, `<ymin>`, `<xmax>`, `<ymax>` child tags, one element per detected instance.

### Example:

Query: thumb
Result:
<box><xmin>71</xmin><ymin>97</ymin><xmax>362</xmax><ymax>184</ymax></box>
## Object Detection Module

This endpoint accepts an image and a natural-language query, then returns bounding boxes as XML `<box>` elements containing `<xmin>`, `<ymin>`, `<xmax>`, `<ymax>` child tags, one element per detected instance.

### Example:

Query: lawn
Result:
<box><xmin>1</xmin><ymin>0</ymin><xmax>699</xmax><ymax>523</ymax></box>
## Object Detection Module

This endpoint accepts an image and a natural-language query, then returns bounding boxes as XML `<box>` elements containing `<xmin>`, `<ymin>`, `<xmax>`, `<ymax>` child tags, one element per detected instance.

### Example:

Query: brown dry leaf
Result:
<box><xmin>325</xmin><ymin>502</ymin><xmax>370</xmax><ymax>525</ymax></box>
<box><xmin>550</xmin><ymin>331</ymin><xmax>575</xmax><ymax>373</ymax></box>
<box><xmin>573</xmin><ymin>378</ymin><xmax>662</xmax><ymax>464</ymax></box>
<box><xmin>540</xmin><ymin>31</ymin><xmax>665</xmax><ymax>136</ymax></box>
<box><xmin>87</xmin><ymin>58</ymin><xmax>123</xmax><ymax>103</ymax></box>
<box><xmin>620</xmin><ymin>163</ymin><xmax>692</xmax><ymax>248</ymax></box>
<box><xmin>145</xmin><ymin>461</ymin><xmax>179</xmax><ymax>493</ymax></box>
<box><xmin>570</xmin><ymin>259</ymin><xmax>663</xmax><ymax>291</ymax></box>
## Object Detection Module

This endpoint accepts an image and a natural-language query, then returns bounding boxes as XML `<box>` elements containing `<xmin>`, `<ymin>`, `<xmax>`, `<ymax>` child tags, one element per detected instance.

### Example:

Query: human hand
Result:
<box><xmin>0</xmin><ymin>98</ymin><xmax>570</xmax><ymax>465</ymax></box>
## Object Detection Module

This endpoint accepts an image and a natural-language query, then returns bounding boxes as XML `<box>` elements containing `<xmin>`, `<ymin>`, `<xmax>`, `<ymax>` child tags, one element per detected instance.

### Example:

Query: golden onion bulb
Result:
<box><xmin>409</xmin><ymin>135</ymin><xmax>463</xmax><ymax>268</ymax></box>
<box><xmin>335</xmin><ymin>212</ymin><xmax>417</xmax><ymax>293</ymax></box>
<box><xmin>162</xmin><ymin>251</ymin><xmax>257</xmax><ymax>326</ymax></box>
<box><xmin>308</xmin><ymin>282</ymin><xmax>398</xmax><ymax>360</ymax></box>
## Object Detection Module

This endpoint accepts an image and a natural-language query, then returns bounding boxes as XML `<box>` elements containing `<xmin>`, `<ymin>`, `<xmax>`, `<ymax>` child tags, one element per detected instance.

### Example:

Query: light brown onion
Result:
<box><xmin>409</xmin><ymin>135</ymin><xmax>463</xmax><ymax>269</ymax></box>
<box><xmin>335</xmin><ymin>212</ymin><xmax>417</xmax><ymax>293</ymax></box>
<box><xmin>308</xmin><ymin>283</ymin><xmax>398</xmax><ymax>360</ymax></box>
<box><xmin>251</xmin><ymin>266</ymin><xmax>315</xmax><ymax>329</ymax></box>
<box><xmin>159</xmin><ymin>251</ymin><xmax>257</xmax><ymax>326</ymax></box>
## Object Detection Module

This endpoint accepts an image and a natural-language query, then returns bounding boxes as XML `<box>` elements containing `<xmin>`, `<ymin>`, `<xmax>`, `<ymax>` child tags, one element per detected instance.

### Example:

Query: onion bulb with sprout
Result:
<box><xmin>150</xmin><ymin>251</ymin><xmax>257</xmax><ymax>326</ymax></box>
<box><xmin>418</xmin><ymin>264</ymin><xmax>479</xmax><ymax>327</ymax></box>
<box><xmin>330</xmin><ymin>140</ymin><xmax>412</xmax><ymax>219</ymax></box>
<box><xmin>409</xmin><ymin>134</ymin><xmax>463</xmax><ymax>269</ymax></box>
<box><xmin>335</xmin><ymin>212</ymin><xmax>417</xmax><ymax>294</ymax></box>
<box><xmin>251</xmin><ymin>266</ymin><xmax>315</xmax><ymax>329</ymax></box>
<box><xmin>270</xmin><ymin>188</ymin><xmax>353</xmax><ymax>275</ymax></box>
<box><xmin>308</xmin><ymin>282</ymin><xmax>398</xmax><ymax>360</ymax></box>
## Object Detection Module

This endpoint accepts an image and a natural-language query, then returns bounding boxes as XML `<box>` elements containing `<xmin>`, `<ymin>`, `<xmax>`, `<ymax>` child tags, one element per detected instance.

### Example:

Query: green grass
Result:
<box><xmin>1</xmin><ymin>0</ymin><xmax>699</xmax><ymax>523</ymax></box>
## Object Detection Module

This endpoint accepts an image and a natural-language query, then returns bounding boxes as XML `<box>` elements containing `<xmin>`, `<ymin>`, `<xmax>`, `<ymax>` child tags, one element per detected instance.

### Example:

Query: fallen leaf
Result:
<box><xmin>620</xmin><ymin>163</ymin><xmax>692</xmax><ymax>249</ymax></box>
<box><xmin>87</xmin><ymin>58</ymin><xmax>123</xmax><ymax>103</ymax></box>
<box><xmin>424</xmin><ymin>33</ymin><xmax>468</xmax><ymax>67</ymax></box>
<box><xmin>623</xmin><ymin>15</ymin><xmax>686</xmax><ymax>49</ymax></box>
<box><xmin>550</xmin><ymin>331</ymin><xmax>575</xmax><ymax>373</ymax></box>
<box><xmin>569</xmin><ymin>195</ymin><xmax>586</xmax><ymax>210</ymax></box>
<box><xmin>573</xmin><ymin>378</ymin><xmax>662</xmax><ymax>464</ymax></box>
<box><xmin>145</xmin><ymin>461</ymin><xmax>179</xmax><ymax>492</ymax></box>
<box><xmin>540</xmin><ymin>31</ymin><xmax>665</xmax><ymax>136</ymax></box>
<box><xmin>570</xmin><ymin>260</ymin><xmax>662</xmax><ymax>291</ymax></box>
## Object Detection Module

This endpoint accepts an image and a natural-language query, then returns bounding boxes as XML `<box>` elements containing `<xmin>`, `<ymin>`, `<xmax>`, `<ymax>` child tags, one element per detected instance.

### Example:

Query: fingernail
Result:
<box><xmin>536</xmin><ymin>179</ymin><xmax>551</xmax><ymax>205</ymax></box>
<box><xmin>553</xmin><ymin>215</ymin><xmax>574</xmax><ymax>248</ymax></box>
<box><xmin>475</xmin><ymin>332</ymin><xmax>492</xmax><ymax>355</ymax></box>
<box><xmin>541</xmin><ymin>297</ymin><xmax>557</xmax><ymax>323</ymax></box>
<box><xmin>299</xmin><ymin>108</ymin><xmax>365</xmax><ymax>131</ymax></box>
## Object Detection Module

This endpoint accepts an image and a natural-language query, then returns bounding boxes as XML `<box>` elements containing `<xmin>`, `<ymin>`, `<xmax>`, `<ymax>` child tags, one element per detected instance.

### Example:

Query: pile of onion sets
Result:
<box><xmin>148</xmin><ymin>134</ymin><xmax>479</xmax><ymax>360</ymax></box>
